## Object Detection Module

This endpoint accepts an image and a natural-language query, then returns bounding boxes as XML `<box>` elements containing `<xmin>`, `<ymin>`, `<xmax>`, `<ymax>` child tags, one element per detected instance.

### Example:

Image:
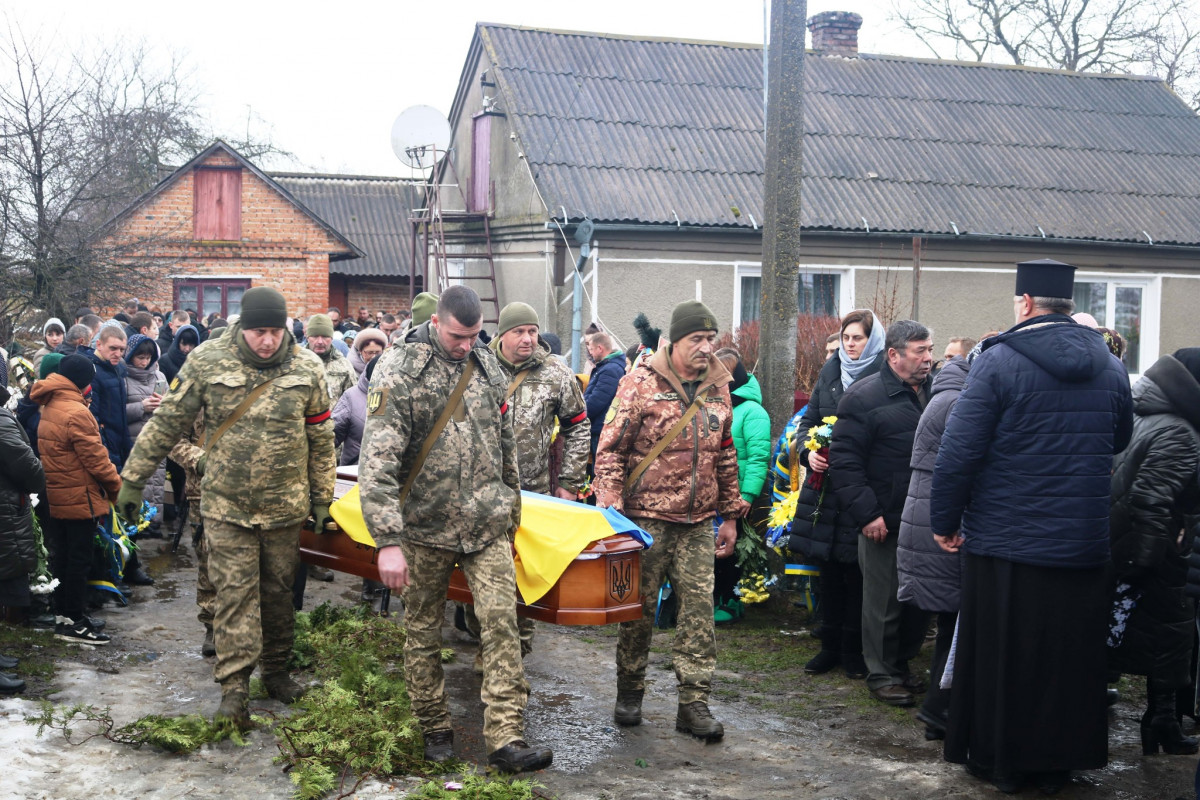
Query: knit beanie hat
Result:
<box><xmin>1173</xmin><ymin>347</ymin><xmax>1200</xmax><ymax>385</ymax></box>
<box><xmin>59</xmin><ymin>354</ymin><xmax>95</xmax><ymax>390</ymax></box>
<box><xmin>411</xmin><ymin>292</ymin><xmax>438</xmax><ymax>326</ymax></box>
<box><xmin>239</xmin><ymin>287</ymin><xmax>288</xmax><ymax>329</ymax></box>
<box><xmin>668</xmin><ymin>300</ymin><xmax>719</xmax><ymax>343</ymax></box>
<box><xmin>497</xmin><ymin>302</ymin><xmax>539</xmax><ymax>337</ymax></box>
<box><xmin>306</xmin><ymin>313</ymin><xmax>335</xmax><ymax>339</ymax></box>
<box><xmin>43</xmin><ymin>317</ymin><xmax>65</xmax><ymax>336</ymax></box>
<box><xmin>39</xmin><ymin>352</ymin><xmax>64</xmax><ymax>379</ymax></box>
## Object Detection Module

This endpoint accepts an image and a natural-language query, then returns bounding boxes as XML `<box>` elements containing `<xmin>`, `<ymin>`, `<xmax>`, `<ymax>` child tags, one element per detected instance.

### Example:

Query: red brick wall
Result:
<box><xmin>99</xmin><ymin>148</ymin><xmax>354</xmax><ymax>319</ymax></box>
<box><xmin>344</xmin><ymin>277</ymin><xmax>421</xmax><ymax>316</ymax></box>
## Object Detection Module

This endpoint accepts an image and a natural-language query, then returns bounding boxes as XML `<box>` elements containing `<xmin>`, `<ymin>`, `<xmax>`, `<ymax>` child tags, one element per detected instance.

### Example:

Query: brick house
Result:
<box><xmin>99</xmin><ymin>141</ymin><xmax>365</xmax><ymax>320</ymax></box>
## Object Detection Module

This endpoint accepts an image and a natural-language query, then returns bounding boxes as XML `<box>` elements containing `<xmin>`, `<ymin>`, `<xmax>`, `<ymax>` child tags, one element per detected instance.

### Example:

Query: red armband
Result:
<box><xmin>720</xmin><ymin>436</ymin><xmax>734</xmax><ymax>449</ymax></box>
<box><xmin>305</xmin><ymin>409</ymin><xmax>331</xmax><ymax>425</ymax></box>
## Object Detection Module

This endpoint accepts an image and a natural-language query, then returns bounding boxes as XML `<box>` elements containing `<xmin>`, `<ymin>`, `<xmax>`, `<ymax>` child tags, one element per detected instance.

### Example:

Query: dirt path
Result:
<box><xmin>1</xmin><ymin>538</ymin><xmax>1196</xmax><ymax>799</ymax></box>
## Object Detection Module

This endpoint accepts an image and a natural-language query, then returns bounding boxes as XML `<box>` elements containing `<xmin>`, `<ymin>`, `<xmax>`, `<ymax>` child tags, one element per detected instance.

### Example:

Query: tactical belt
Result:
<box><xmin>624</xmin><ymin>388</ymin><xmax>709</xmax><ymax>493</ymax></box>
<box><xmin>397</xmin><ymin>359</ymin><xmax>476</xmax><ymax>507</ymax></box>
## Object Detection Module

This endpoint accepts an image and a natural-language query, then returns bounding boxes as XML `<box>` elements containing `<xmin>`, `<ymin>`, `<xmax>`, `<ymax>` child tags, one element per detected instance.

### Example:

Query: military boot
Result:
<box><xmin>423</xmin><ymin>729</ymin><xmax>455</xmax><ymax>763</ymax></box>
<box><xmin>215</xmin><ymin>673</ymin><xmax>250</xmax><ymax>730</ymax></box>
<box><xmin>263</xmin><ymin>672</ymin><xmax>307</xmax><ymax>704</ymax></box>
<box><xmin>487</xmin><ymin>739</ymin><xmax>553</xmax><ymax>774</ymax></box>
<box><xmin>201</xmin><ymin>625</ymin><xmax>216</xmax><ymax>657</ymax></box>
<box><xmin>676</xmin><ymin>700</ymin><xmax>724</xmax><ymax>742</ymax></box>
<box><xmin>614</xmin><ymin>689</ymin><xmax>644</xmax><ymax>726</ymax></box>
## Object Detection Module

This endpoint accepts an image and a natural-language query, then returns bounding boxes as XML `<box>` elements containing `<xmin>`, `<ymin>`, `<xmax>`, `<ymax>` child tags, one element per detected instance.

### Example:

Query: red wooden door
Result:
<box><xmin>193</xmin><ymin>168</ymin><xmax>242</xmax><ymax>240</ymax></box>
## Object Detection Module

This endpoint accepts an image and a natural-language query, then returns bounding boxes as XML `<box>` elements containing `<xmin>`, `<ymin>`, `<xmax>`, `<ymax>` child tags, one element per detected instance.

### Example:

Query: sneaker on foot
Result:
<box><xmin>55</xmin><ymin>621</ymin><xmax>111</xmax><ymax>646</ymax></box>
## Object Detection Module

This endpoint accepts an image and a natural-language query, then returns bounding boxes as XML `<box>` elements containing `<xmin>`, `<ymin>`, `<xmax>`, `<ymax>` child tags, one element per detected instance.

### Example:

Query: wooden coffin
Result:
<box><xmin>447</xmin><ymin>534</ymin><xmax>644</xmax><ymax>626</ymax></box>
<box><xmin>300</xmin><ymin>470</ymin><xmax>644</xmax><ymax>626</ymax></box>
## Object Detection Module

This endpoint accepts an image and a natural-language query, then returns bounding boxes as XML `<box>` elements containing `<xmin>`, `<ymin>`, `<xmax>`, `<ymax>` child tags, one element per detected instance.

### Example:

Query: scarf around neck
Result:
<box><xmin>839</xmin><ymin>311</ymin><xmax>886</xmax><ymax>389</ymax></box>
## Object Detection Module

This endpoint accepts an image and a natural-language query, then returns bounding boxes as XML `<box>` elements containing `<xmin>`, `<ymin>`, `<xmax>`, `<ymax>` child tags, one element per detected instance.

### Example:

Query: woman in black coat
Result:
<box><xmin>1109</xmin><ymin>348</ymin><xmax>1200</xmax><ymax>755</ymax></box>
<box><xmin>0</xmin><ymin>380</ymin><xmax>47</xmax><ymax>626</ymax></box>
<box><xmin>785</xmin><ymin>309</ymin><xmax>885</xmax><ymax>677</ymax></box>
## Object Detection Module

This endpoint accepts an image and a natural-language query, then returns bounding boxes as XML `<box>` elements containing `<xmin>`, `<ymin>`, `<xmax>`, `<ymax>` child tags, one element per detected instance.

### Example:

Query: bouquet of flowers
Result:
<box><xmin>766</xmin><ymin>416</ymin><xmax>837</xmax><ymax>548</ymax></box>
<box><xmin>803</xmin><ymin>416</ymin><xmax>836</xmax><ymax>523</ymax></box>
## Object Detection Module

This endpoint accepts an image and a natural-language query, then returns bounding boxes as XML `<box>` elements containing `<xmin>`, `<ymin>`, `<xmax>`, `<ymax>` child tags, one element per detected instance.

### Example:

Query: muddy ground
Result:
<box><xmin>0</xmin><ymin>536</ymin><xmax>1196</xmax><ymax>800</ymax></box>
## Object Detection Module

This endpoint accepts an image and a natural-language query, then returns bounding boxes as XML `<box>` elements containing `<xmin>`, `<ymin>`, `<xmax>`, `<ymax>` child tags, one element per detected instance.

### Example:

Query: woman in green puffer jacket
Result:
<box><xmin>714</xmin><ymin>349</ymin><xmax>772</xmax><ymax>622</ymax></box>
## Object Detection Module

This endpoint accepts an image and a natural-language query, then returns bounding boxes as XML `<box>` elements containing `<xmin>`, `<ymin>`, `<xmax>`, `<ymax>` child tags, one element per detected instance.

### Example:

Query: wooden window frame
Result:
<box><xmin>173</xmin><ymin>278</ymin><xmax>251</xmax><ymax>320</ymax></box>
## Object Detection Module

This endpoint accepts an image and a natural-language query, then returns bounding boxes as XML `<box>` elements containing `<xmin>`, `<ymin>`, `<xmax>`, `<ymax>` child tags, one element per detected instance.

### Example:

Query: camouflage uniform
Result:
<box><xmin>489</xmin><ymin>337</ymin><xmax>589</xmax><ymax>495</ymax></box>
<box><xmin>313</xmin><ymin>345</ymin><xmax>356</xmax><ymax>404</ymax></box>
<box><xmin>122</xmin><ymin>324</ymin><xmax>335</xmax><ymax>688</ymax></box>
<box><xmin>461</xmin><ymin>338</ymin><xmax>591</xmax><ymax>655</ymax></box>
<box><xmin>594</xmin><ymin>347</ymin><xmax>742</xmax><ymax>704</ymax></box>
<box><xmin>358</xmin><ymin>321</ymin><xmax>527</xmax><ymax>754</ymax></box>
<box><xmin>168</xmin><ymin>415</ymin><xmax>212</xmax><ymax>634</ymax></box>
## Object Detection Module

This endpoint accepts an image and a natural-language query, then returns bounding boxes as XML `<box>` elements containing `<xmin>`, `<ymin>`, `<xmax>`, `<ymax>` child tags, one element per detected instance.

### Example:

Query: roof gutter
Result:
<box><xmin>544</xmin><ymin>221</ymin><xmax>1200</xmax><ymax>252</ymax></box>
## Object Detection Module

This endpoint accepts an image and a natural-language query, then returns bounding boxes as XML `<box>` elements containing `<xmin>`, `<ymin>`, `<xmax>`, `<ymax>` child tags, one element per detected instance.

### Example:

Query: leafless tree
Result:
<box><xmin>891</xmin><ymin>0</ymin><xmax>1200</xmax><ymax>101</ymax></box>
<box><xmin>0</xmin><ymin>25</ymin><xmax>290</xmax><ymax>341</ymax></box>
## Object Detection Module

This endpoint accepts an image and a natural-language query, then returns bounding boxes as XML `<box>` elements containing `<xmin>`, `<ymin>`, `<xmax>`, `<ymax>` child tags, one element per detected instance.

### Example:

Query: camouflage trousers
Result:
<box><xmin>462</xmin><ymin>603</ymin><xmax>535</xmax><ymax>656</ymax></box>
<box><xmin>192</xmin><ymin>501</ymin><xmax>215</xmax><ymax>629</ymax></box>
<box><xmin>400</xmin><ymin>537</ymin><xmax>529</xmax><ymax>753</ymax></box>
<box><xmin>205</xmin><ymin>518</ymin><xmax>301</xmax><ymax>685</ymax></box>
<box><xmin>617</xmin><ymin>517</ymin><xmax>716</xmax><ymax>705</ymax></box>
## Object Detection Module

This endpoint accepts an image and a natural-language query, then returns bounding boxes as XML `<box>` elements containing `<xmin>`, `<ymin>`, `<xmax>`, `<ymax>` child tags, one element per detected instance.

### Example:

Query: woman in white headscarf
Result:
<box><xmin>777</xmin><ymin>309</ymin><xmax>885</xmax><ymax>678</ymax></box>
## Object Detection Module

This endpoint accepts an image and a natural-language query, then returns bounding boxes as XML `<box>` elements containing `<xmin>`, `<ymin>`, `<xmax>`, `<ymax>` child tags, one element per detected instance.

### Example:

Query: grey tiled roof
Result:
<box><xmin>273</xmin><ymin>174</ymin><xmax>421</xmax><ymax>277</ymax></box>
<box><xmin>479</xmin><ymin>24</ymin><xmax>1200</xmax><ymax>246</ymax></box>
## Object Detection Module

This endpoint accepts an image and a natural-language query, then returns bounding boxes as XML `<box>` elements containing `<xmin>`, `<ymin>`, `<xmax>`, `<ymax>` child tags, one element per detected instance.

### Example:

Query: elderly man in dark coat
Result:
<box><xmin>930</xmin><ymin>259</ymin><xmax>1133</xmax><ymax>794</ymax></box>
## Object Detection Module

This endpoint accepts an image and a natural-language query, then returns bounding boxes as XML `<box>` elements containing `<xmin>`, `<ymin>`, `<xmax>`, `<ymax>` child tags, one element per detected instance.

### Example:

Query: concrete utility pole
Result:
<box><xmin>759</xmin><ymin>0</ymin><xmax>806</xmax><ymax>438</ymax></box>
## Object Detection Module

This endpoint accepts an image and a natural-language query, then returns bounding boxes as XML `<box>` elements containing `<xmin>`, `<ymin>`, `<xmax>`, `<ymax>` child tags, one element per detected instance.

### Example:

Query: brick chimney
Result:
<box><xmin>808</xmin><ymin>11</ymin><xmax>863</xmax><ymax>56</ymax></box>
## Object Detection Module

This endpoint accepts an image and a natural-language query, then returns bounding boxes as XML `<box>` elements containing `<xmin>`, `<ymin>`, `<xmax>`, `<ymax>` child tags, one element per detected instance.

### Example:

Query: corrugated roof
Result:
<box><xmin>273</xmin><ymin>174</ymin><xmax>421</xmax><ymax>277</ymax></box>
<box><xmin>479</xmin><ymin>24</ymin><xmax>1200</xmax><ymax>246</ymax></box>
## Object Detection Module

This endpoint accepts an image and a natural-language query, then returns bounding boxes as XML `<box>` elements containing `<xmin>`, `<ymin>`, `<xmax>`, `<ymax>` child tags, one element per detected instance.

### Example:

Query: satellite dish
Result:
<box><xmin>390</xmin><ymin>105</ymin><xmax>451</xmax><ymax>169</ymax></box>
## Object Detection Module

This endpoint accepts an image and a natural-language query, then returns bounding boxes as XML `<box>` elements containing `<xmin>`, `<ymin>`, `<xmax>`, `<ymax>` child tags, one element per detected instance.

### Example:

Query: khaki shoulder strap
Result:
<box><xmin>624</xmin><ymin>388</ymin><xmax>709</xmax><ymax>493</ymax></box>
<box><xmin>199</xmin><ymin>347</ymin><xmax>303</xmax><ymax>452</ymax></box>
<box><xmin>397</xmin><ymin>359</ymin><xmax>476</xmax><ymax>507</ymax></box>
<box><xmin>505</xmin><ymin>368</ymin><xmax>531</xmax><ymax>402</ymax></box>
<box><xmin>201</xmin><ymin>378</ymin><xmax>280</xmax><ymax>452</ymax></box>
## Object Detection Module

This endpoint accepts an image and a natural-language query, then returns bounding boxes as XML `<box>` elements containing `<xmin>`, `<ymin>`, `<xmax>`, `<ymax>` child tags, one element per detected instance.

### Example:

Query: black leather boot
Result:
<box><xmin>1143</xmin><ymin>685</ymin><xmax>1199</xmax><ymax>755</ymax></box>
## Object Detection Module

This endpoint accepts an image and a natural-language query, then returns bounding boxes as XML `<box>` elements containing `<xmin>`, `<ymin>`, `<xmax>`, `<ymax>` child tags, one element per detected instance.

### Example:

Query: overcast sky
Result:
<box><xmin>7</xmin><ymin>0</ymin><xmax>922</xmax><ymax>176</ymax></box>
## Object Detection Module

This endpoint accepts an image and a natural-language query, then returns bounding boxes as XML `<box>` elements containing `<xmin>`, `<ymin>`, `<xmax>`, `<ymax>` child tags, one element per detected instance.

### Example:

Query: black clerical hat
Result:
<box><xmin>1015</xmin><ymin>259</ymin><xmax>1075</xmax><ymax>298</ymax></box>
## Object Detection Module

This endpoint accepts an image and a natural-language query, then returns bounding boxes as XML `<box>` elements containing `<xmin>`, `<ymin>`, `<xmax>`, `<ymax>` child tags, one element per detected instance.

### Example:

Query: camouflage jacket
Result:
<box><xmin>122</xmin><ymin>324</ymin><xmax>336</xmax><ymax>528</ymax></box>
<box><xmin>489</xmin><ymin>338</ymin><xmax>589</xmax><ymax>494</ymax></box>
<box><xmin>594</xmin><ymin>346</ymin><xmax>741</xmax><ymax>523</ymax></box>
<box><xmin>358</xmin><ymin>321</ymin><xmax>520</xmax><ymax>553</ymax></box>
<box><xmin>314</xmin><ymin>346</ymin><xmax>356</xmax><ymax>404</ymax></box>
<box><xmin>167</xmin><ymin>412</ymin><xmax>206</xmax><ymax>503</ymax></box>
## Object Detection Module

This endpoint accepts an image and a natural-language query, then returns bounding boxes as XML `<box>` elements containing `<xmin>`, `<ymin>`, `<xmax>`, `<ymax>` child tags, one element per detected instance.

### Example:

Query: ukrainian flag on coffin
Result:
<box><xmin>330</xmin><ymin>487</ymin><xmax>651</xmax><ymax>605</ymax></box>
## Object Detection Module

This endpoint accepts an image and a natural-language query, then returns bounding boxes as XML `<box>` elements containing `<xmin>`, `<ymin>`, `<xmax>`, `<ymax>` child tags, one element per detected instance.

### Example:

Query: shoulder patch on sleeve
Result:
<box><xmin>169</xmin><ymin>377</ymin><xmax>181</xmax><ymax>392</ymax></box>
<box><xmin>367</xmin><ymin>387</ymin><xmax>387</xmax><ymax>416</ymax></box>
<box><xmin>604</xmin><ymin>396</ymin><xmax>620</xmax><ymax>424</ymax></box>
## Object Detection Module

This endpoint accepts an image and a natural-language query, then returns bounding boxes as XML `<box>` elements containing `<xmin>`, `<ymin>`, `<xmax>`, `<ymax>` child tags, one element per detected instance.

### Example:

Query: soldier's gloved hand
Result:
<box><xmin>116</xmin><ymin>481</ymin><xmax>145</xmax><ymax>524</ymax></box>
<box><xmin>196</xmin><ymin>454</ymin><xmax>207</xmax><ymax>477</ymax></box>
<box><xmin>311</xmin><ymin>502</ymin><xmax>335</xmax><ymax>533</ymax></box>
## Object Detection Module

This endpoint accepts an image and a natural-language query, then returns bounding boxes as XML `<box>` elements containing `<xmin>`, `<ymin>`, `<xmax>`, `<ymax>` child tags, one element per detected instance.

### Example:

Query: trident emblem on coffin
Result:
<box><xmin>609</xmin><ymin>556</ymin><xmax>634</xmax><ymax>602</ymax></box>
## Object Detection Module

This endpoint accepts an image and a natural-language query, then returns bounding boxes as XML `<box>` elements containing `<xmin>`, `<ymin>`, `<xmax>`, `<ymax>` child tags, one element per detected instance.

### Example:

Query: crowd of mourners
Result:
<box><xmin>1</xmin><ymin>258</ymin><xmax>1199</xmax><ymax>794</ymax></box>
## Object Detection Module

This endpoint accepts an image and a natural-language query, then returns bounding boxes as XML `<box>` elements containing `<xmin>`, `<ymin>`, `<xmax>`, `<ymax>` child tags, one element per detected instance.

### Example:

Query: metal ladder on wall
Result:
<box><xmin>411</xmin><ymin>155</ymin><xmax>500</xmax><ymax>327</ymax></box>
